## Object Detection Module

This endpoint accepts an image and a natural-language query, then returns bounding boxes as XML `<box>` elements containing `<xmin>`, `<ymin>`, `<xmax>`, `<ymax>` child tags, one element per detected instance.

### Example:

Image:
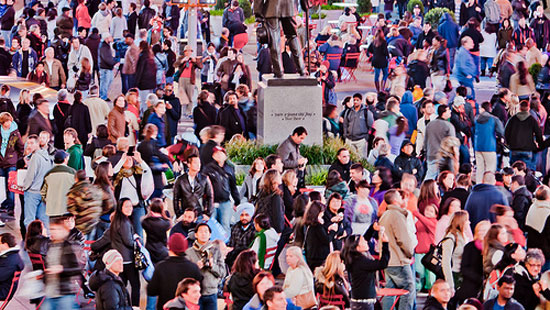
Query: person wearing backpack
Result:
<box><xmin>441</xmin><ymin>210</ymin><xmax>471</xmax><ymax>294</ymax></box>
<box><xmin>342</xmin><ymin>93</ymin><xmax>374</xmax><ymax>159</ymax></box>
<box><xmin>484</xmin><ymin>0</ymin><xmax>502</xmax><ymax>25</ymax></box>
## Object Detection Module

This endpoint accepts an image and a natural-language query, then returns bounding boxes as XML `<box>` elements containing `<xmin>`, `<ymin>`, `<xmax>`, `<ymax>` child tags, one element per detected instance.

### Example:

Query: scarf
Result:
<box><xmin>113</xmin><ymin>165</ymin><xmax>143</xmax><ymax>188</ymax></box>
<box><xmin>254</xmin><ymin>229</ymin><xmax>267</xmax><ymax>269</ymax></box>
<box><xmin>525</xmin><ymin>199</ymin><xmax>550</xmax><ymax>233</ymax></box>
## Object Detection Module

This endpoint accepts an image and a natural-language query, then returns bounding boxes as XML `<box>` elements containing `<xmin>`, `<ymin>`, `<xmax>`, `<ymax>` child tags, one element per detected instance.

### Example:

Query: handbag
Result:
<box><xmin>443</xmin><ymin>78</ymin><xmax>453</xmax><ymax>93</ymax></box>
<box><xmin>134</xmin><ymin>238</ymin><xmax>149</xmax><ymax>271</ymax></box>
<box><xmin>8</xmin><ymin>170</ymin><xmax>23</xmax><ymax>195</ymax></box>
<box><xmin>327</xmin><ymin>88</ymin><xmax>338</xmax><ymax>106</ymax></box>
<box><xmin>295</xmin><ymin>291</ymin><xmax>317</xmax><ymax>309</ymax></box>
<box><xmin>420</xmin><ymin>236</ymin><xmax>453</xmax><ymax>279</ymax></box>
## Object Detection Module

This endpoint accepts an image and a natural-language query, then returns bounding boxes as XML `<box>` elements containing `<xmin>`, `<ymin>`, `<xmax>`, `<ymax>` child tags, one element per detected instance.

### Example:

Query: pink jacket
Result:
<box><xmin>76</xmin><ymin>4</ymin><xmax>91</xmax><ymax>29</ymax></box>
<box><xmin>413</xmin><ymin>210</ymin><xmax>437</xmax><ymax>254</ymax></box>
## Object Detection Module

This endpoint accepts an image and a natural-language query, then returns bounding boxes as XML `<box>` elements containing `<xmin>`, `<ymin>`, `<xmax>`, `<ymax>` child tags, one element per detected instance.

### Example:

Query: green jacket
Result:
<box><xmin>67</xmin><ymin>144</ymin><xmax>84</xmax><ymax>171</ymax></box>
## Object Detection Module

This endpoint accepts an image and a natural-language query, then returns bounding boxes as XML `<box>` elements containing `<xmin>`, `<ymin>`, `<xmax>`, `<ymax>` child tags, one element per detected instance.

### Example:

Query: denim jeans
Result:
<box><xmin>449</xmin><ymin>47</ymin><xmax>456</xmax><ymax>68</ymax></box>
<box><xmin>131</xmin><ymin>204</ymin><xmax>146</xmax><ymax>240</ymax></box>
<box><xmin>382</xmin><ymin>266</ymin><xmax>416</xmax><ymax>310</ymax></box>
<box><xmin>199</xmin><ymin>293</ymin><xmax>218</xmax><ymax>310</ymax></box>
<box><xmin>510</xmin><ymin>150</ymin><xmax>535</xmax><ymax>170</ymax></box>
<box><xmin>121</xmin><ymin>73</ymin><xmax>136</xmax><ymax>94</ymax></box>
<box><xmin>0</xmin><ymin>166</ymin><xmax>16</xmax><ymax>210</ymax></box>
<box><xmin>374</xmin><ymin>67</ymin><xmax>389</xmax><ymax>83</ymax></box>
<box><xmin>42</xmin><ymin>294</ymin><xmax>78</xmax><ymax>310</ymax></box>
<box><xmin>94</xmin><ymin>220</ymin><xmax>110</xmax><ymax>240</ymax></box>
<box><xmin>425</xmin><ymin>159</ymin><xmax>439</xmax><ymax>180</ymax></box>
<box><xmin>99</xmin><ymin>69</ymin><xmax>114</xmax><ymax>101</ymax></box>
<box><xmin>458</xmin><ymin>77</ymin><xmax>475</xmax><ymax>100</ymax></box>
<box><xmin>24</xmin><ymin>191</ymin><xmax>48</xmax><ymax>230</ymax></box>
<box><xmin>480</xmin><ymin>57</ymin><xmax>494</xmax><ymax>73</ymax></box>
<box><xmin>146</xmin><ymin>295</ymin><xmax>158</xmax><ymax>310</ymax></box>
<box><xmin>213</xmin><ymin>200</ymin><xmax>234</xmax><ymax>234</ymax></box>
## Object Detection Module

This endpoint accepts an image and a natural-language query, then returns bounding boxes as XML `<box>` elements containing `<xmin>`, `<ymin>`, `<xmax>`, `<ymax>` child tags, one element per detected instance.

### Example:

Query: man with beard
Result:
<box><xmin>170</xmin><ymin>208</ymin><xmax>198</xmax><ymax>243</ymax></box>
<box><xmin>226</xmin><ymin>203</ymin><xmax>256</xmax><ymax>267</ymax></box>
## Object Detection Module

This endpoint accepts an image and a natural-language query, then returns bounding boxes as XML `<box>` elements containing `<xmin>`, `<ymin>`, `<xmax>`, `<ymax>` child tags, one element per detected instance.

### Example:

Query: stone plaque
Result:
<box><xmin>257</xmin><ymin>74</ymin><xmax>323</xmax><ymax>145</ymax></box>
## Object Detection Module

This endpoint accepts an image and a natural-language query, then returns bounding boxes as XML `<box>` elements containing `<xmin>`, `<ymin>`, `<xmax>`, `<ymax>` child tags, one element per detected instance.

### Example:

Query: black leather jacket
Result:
<box><xmin>202</xmin><ymin>161</ymin><xmax>240</xmax><ymax>205</ymax></box>
<box><xmin>430</xmin><ymin>46</ymin><xmax>449</xmax><ymax>74</ymax></box>
<box><xmin>173</xmin><ymin>172</ymin><xmax>214</xmax><ymax>217</ymax></box>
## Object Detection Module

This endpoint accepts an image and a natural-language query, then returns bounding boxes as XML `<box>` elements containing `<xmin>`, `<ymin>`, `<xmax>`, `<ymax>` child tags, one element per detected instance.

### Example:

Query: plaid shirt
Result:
<box><xmin>228</xmin><ymin>222</ymin><xmax>256</xmax><ymax>251</ymax></box>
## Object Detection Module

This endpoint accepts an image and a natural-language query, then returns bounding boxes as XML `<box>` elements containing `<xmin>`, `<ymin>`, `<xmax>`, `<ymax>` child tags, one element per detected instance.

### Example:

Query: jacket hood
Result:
<box><xmin>476</xmin><ymin>111</ymin><xmax>492</xmax><ymax>124</ymax></box>
<box><xmin>328</xmin><ymin>39</ymin><xmax>343</xmax><ymax>48</ymax></box>
<box><xmin>516</xmin><ymin>111</ymin><xmax>531</xmax><ymax>121</ymax></box>
<box><xmin>439</xmin><ymin>12</ymin><xmax>451</xmax><ymax>23</ymax></box>
<box><xmin>89</xmin><ymin>269</ymin><xmax>119</xmax><ymax>291</ymax></box>
<box><xmin>0</xmin><ymin>120</ymin><xmax>18</xmax><ymax>135</ymax></box>
<box><xmin>401</xmin><ymin>91</ymin><xmax>413</xmax><ymax>105</ymax></box>
<box><xmin>34</xmin><ymin>148</ymin><xmax>51</xmax><ymax>162</ymax></box>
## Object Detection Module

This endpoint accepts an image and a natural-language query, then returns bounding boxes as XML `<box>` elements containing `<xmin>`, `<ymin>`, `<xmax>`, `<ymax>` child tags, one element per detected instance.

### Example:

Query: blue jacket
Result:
<box><xmin>465</xmin><ymin>184</ymin><xmax>509</xmax><ymax>229</ymax></box>
<box><xmin>0</xmin><ymin>247</ymin><xmax>24</xmax><ymax>300</ymax></box>
<box><xmin>453</xmin><ymin>47</ymin><xmax>477</xmax><ymax>81</ymax></box>
<box><xmin>438</xmin><ymin>13</ymin><xmax>460</xmax><ymax>48</ymax></box>
<box><xmin>473</xmin><ymin>112</ymin><xmax>504</xmax><ymax>152</ymax></box>
<box><xmin>409</xmin><ymin>25</ymin><xmax>422</xmax><ymax>46</ymax></box>
<box><xmin>147</xmin><ymin>112</ymin><xmax>167</xmax><ymax>147</ymax></box>
<box><xmin>319</xmin><ymin>42</ymin><xmax>343</xmax><ymax>71</ymax></box>
<box><xmin>400</xmin><ymin>91</ymin><xmax>418</xmax><ymax>135</ymax></box>
<box><xmin>11</xmin><ymin>48</ymin><xmax>37</xmax><ymax>77</ymax></box>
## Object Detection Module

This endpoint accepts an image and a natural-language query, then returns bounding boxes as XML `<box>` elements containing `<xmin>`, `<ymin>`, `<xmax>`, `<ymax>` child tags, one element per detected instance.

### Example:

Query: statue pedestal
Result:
<box><xmin>257</xmin><ymin>74</ymin><xmax>323</xmax><ymax>145</ymax></box>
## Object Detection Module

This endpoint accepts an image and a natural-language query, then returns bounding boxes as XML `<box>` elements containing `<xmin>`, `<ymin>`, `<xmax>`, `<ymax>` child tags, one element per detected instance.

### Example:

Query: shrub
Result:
<box><xmin>529</xmin><ymin>63</ymin><xmax>542</xmax><ymax>84</ymax></box>
<box><xmin>305</xmin><ymin>166</ymin><xmax>328</xmax><ymax>186</ymax></box>
<box><xmin>239</xmin><ymin>0</ymin><xmax>253</xmax><ymax>18</ymax></box>
<box><xmin>236</xmin><ymin>172</ymin><xmax>246</xmax><ymax>186</ymax></box>
<box><xmin>321</xmin><ymin>4</ymin><xmax>342</xmax><ymax>10</ymax></box>
<box><xmin>407</xmin><ymin>0</ymin><xmax>424</xmax><ymax>14</ymax></box>
<box><xmin>424</xmin><ymin>7</ymin><xmax>454</xmax><ymax>28</ymax></box>
<box><xmin>210</xmin><ymin>9</ymin><xmax>224</xmax><ymax>16</ymax></box>
<box><xmin>357</xmin><ymin>0</ymin><xmax>372</xmax><ymax>14</ymax></box>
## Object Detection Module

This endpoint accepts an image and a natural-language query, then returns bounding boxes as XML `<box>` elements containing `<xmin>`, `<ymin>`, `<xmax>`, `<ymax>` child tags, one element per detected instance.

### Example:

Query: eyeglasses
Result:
<box><xmin>165</xmin><ymin>89</ymin><xmax>173</xmax><ymax>92</ymax></box>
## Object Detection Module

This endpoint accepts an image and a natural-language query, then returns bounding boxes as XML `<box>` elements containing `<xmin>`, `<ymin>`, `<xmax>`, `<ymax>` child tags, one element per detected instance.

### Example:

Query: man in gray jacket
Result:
<box><xmin>23</xmin><ymin>135</ymin><xmax>53</xmax><ymax>229</ymax></box>
<box><xmin>277</xmin><ymin>126</ymin><xmax>308</xmax><ymax>170</ymax></box>
<box><xmin>379</xmin><ymin>190</ymin><xmax>417</xmax><ymax>310</ymax></box>
<box><xmin>343</xmin><ymin>93</ymin><xmax>374</xmax><ymax>158</ymax></box>
<box><xmin>424</xmin><ymin>105</ymin><xmax>456</xmax><ymax>180</ymax></box>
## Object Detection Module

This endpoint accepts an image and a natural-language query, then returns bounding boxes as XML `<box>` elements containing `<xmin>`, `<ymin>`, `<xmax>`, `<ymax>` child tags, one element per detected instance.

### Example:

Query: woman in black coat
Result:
<box><xmin>367</xmin><ymin>28</ymin><xmax>389</xmax><ymax>92</ymax></box>
<box><xmin>67</xmin><ymin>91</ymin><xmax>92</xmax><ymax>146</ymax></box>
<box><xmin>25</xmin><ymin>220</ymin><xmax>49</xmax><ymax>269</ymax></box>
<box><xmin>135</xmin><ymin>41</ymin><xmax>158</xmax><ymax>93</ymax></box>
<box><xmin>255</xmin><ymin>169</ymin><xmax>285</xmax><ymax>233</ymax></box>
<box><xmin>16</xmin><ymin>89</ymin><xmax>33</xmax><ymax>135</ymax></box>
<box><xmin>192</xmin><ymin>89</ymin><xmax>217</xmax><ymax>138</ymax></box>
<box><xmin>84</xmin><ymin>124</ymin><xmax>113</xmax><ymax>158</ymax></box>
<box><xmin>137</xmin><ymin>123</ymin><xmax>173</xmax><ymax>199</ymax></box>
<box><xmin>110</xmin><ymin>198</ymin><xmax>140</xmax><ymax>307</ymax></box>
<box><xmin>451</xmin><ymin>221</ymin><xmax>489</xmax><ymax>309</ymax></box>
<box><xmin>304</xmin><ymin>201</ymin><xmax>337</xmax><ymax>271</ymax></box>
<box><xmin>227</xmin><ymin>250</ymin><xmax>260</xmax><ymax>310</ymax></box>
<box><xmin>512</xmin><ymin>249</ymin><xmax>550</xmax><ymax>310</ymax></box>
<box><xmin>141</xmin><ymin>198</ymin><xmax>171</xmax><ymax>264</ymax></box>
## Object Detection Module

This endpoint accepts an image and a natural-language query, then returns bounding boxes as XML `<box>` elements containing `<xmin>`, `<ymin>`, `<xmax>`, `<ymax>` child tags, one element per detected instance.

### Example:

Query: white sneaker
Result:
<box><xmin>0</xmin><ymin>219</ymin><xmax>4</xmax><ymax>227</ymax></box>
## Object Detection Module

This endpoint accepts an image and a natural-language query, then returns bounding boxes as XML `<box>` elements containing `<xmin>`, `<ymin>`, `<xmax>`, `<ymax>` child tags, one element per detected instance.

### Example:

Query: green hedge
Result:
<box><xmin>225</xmin><ymin>137</ymin><xmax>374</xmax><ymax>170</ymax></box>
<box><xmin>529</xmin><ymin>63</ymin><xmax>542</xmax><ymax>83</ymax></box>
<box><xmin>239</xmin><ymin>0</ymin><xmax>253</xmax><ymax>18</ymax></box>
<box><xmin>357</xmin><ymin>0</ymin><xmax>372</xmax><ymax>13</ymax></box>
<box><xmin>210</xmin><ymin>9</ymin><xmax>223</xmax><ymax>16</ymax></box>
<box><xmin>424</xmin><ymin>7</ymin><xmax>455</xmax><ymax>28</ymax></box>
<box><xmin>321</xmin><ymin>4</ymin><xmax>343</xmax><ymax>10</ymax></box>
<box><xmin>407</xmin><ymin>0</ymin><xmax>424</xmax><ymax>14</ymax></box>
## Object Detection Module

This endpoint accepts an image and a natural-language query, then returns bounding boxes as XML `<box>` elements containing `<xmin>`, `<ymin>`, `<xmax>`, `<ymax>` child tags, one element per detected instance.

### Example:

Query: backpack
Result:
<box><xmin>484</xmin><ymin>0</ymin><xmax>501</xmax><ymax>24</ymax></box>
<box><xmin>483</xmin><ymin>265</ymin><xmax>514</xmax><ymax>301</ymax></box>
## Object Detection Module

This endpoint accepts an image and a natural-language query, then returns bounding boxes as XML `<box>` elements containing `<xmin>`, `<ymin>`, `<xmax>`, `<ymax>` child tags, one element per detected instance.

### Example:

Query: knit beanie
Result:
<box><xmin>103</xmin><ymin>249</ymin><xmax>123</xmax><ymax>270</ymax></box>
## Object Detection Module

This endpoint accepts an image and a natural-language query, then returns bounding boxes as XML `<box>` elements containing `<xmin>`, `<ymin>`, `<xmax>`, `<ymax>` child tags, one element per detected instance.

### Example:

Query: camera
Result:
<box><xmin>199</xmin><ymin>243</ymin><xmax>214</xmax><ymax>269</ymax></box>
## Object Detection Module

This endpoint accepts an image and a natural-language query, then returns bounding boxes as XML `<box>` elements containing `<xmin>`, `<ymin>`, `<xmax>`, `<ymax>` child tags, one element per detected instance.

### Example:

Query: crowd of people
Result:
<box><xmin>1</xmin><ymin>0</ymin><xmax>550</xmax><ymax>309</ymax></box>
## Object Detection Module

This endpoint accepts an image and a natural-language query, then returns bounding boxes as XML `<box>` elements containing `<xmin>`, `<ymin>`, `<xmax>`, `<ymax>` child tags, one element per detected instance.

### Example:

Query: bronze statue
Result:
<box><xmin>254</xmin><ymin>0</ymin><xmax>307</xmax><ymax>78</ymax></box>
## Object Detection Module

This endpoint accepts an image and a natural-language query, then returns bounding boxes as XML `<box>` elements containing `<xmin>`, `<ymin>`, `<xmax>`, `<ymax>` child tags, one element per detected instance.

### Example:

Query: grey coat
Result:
<box><xmin>343</xmin><ymin>105</ymin><xmax>374</xmax><ymax>141</ymax></box>
<box><xmin>23</xmin><ymin>149</ymin><xmax>53</xmax><ymax>194</ymax></box>
<box><xmin>185</xmin><ymin>242</ymin><xmax>227</xmax><ymax>296</ymax></box>
<box><xmin>424</xmin><ymin>118</ymin><xmax>456</xmax><ymax>161</ymax></box>
<box><xmin>277</xmin><ymin>136</ymin><xmax>301</xmax><ymax>169</ymax></box>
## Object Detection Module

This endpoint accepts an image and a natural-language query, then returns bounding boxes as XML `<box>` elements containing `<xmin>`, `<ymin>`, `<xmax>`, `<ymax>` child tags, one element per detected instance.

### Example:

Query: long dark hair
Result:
<box><xmin>376</xmin><ymin>166</ymin><xmax>393</xmax><ymax>191</ymax></box>
<box><xmin>433</xmin><ymin>35</ymin><xmax>447</xmax><ymax>49</ymax></box>
<box><xmin>326</xmin><ymin>170</ymin><xmax>343</xmax><ymax>188</ymax></box>
<box><xmin>373</xmin><ymin>28</ymin><xmax>386</xmax><ymax>47</ymax></box>
<box><xmin>293</xmin><ymin>194</ymin><xmax>310</xmax><ymax>218</ymax></box>
<box><xmin>517</xmin><ymin>61</ymin><xmax>528</xmax><ymax>85</ymax></box>
<box><xmin>110</xmin><ymin>198</ymin><xmax>133</xmax><ymax>240</ymax></box>
<box><xmin>25</xmin><ymin>220</ymin><xmax>44</xmax><ymax>250</ymax></box>
<box><xmin>493</xmin><ymin>243</ymin><xmax>520</xmax><ymax>271</ymax></box>
<box><xmin>94</xmin><ymin>161</ymin><xmax>113</xmax><ymax>192</ymax></box>
<box><xmin>231</xmin><ymin>249</ymin><xmax>259</xmax><ymax>278</ymax></box>
<box><xmin>303</xmin><ymin>201</ymin><xmax>325</xmax><ymax>226</ymax></box>
<box><xmin>341</xmin><ymin>234</ymin><xmax>371</xmax><ymax>265</ymax></box>
<box><xmin>395</xmin><ymin>116</ymin><xmax>409</xmax><ymax>136</ymax></box>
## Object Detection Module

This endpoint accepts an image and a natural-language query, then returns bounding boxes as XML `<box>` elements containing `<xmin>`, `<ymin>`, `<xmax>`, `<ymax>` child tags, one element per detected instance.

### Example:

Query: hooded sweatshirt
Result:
<box><xmin>437</xmin><ymin>13</ymin><xmax>460</xmax><ymax>48</ymax></box>
<box><xmin>474</xmin><ymin>111</ymin><xmax>504</xmax><ymax>152</ymax></box>
<box><xmin>465</xmin><ymin>183</ymin><xmax>509</xmax><ymax>228</ymax></box>
<box><xmin>400</xmin><ymin>91</ymin><xmax>418</xmax><ymax>135</ymax></box>
<box><xmin>343</xmin><ymin>105</ymin><xmax>374</xmax><ymax>141</ymax></box>
<box><xmin>91</xmin><ymin>8</ymin><xmax>112</xmax><ymax>34</ymax></box>
<box><xmin>505</xmin><ymin>111</ymin><xmax>544</xmax><ymax>151</ymax></box>
<box><xmin>23</xmin><ymin>149</ymin><xmax>53</xmax><ymax>193</ymax></box>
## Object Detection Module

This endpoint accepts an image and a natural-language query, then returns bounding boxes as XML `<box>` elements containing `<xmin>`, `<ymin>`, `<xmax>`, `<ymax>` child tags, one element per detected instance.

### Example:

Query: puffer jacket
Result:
<box><xmin>0</xmin><ymin>247</ymin><xmax>24</xmax><ymax>300</ymax></box>
<box><xmin>67</xmin><ymin>180</ymin><xmax>104</xmax><ymax>235</ymax></box>
<box><xmin>173</xmin><ymin>172</ymin><xmax>214</xmax><ymax>217</ymax></box>
<box><xmin>110</xmin><ymin>218</ymin><xmax>134</xmax><ymax>262</ymax></box>
<box><xmin>89</xmin><ymin>269</ymin><xmax>133</xmax><ymax>310</ymax></box>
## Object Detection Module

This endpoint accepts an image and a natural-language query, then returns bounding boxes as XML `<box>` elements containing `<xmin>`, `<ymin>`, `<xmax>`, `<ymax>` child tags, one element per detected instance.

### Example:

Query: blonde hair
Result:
<box><xmin>282</xmin><ymin>169</ymin><xmax>297</xmax><ymax>187</ymax></box>
<box><xmin>314</xmin><ymin>251</ymin><xmax>348</xmax><ymax>294</ymax></box>
<box><xmin>287</xmin><ymin>246</ymin><xmax>311</xmax><ymax>271</ymax></box>
<box><xmin>474</xmin><ymin>220</ymin><xmax>491</xmax><ymax>241</ymax></box>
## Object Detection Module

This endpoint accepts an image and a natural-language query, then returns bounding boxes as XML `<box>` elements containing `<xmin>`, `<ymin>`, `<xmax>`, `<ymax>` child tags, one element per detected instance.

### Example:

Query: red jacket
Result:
<box><xmin>76</xmin><ymin>4</ymin><xmax>91</xmax><ymax>29</ymax></box>
<box><xmin>414</xmin><ymin>210</ymin><xmax>437</xmax><ymax>254</ymax></box>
